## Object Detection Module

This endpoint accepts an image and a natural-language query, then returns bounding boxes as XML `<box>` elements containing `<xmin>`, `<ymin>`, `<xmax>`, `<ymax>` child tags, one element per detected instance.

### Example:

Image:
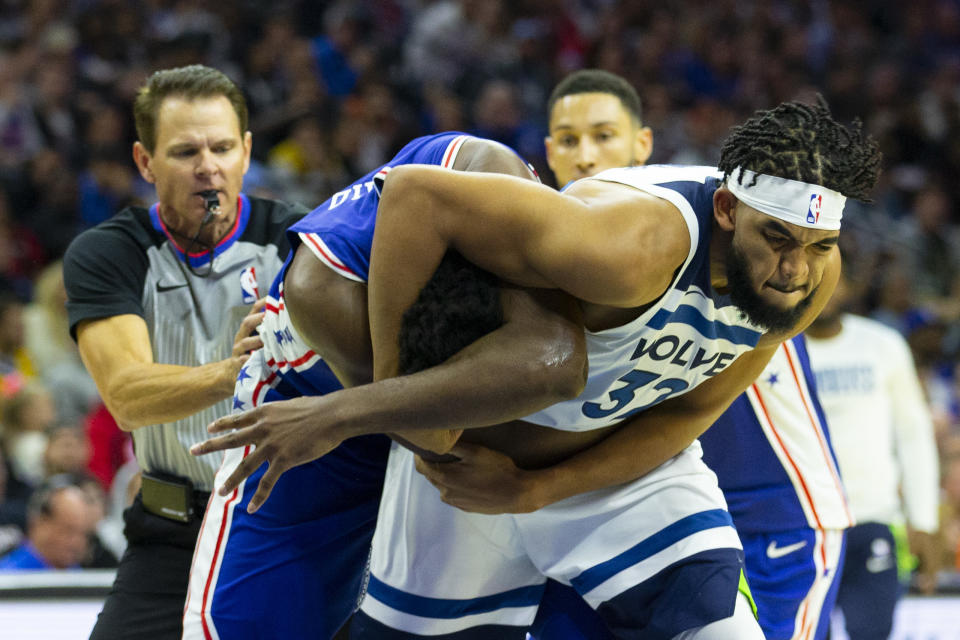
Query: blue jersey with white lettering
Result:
<box><xmin>255</xmin><ymin>133</ymin><xmax>514</xmax><ymax>400</ymax></box>
<box><xmin>523</xmin><ymin>165</ymin><xmax>766</xmax><ymax>431</ymax></box>
<box><xmin>700</xmin><ymin>334</ymin><xmax>852</xmax><ymax>532</ymax></box>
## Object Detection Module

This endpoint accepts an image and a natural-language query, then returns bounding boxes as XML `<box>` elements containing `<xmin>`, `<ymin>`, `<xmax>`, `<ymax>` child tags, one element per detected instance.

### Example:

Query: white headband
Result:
<box><xmin>725</xmin><ymin>167</ymin><xmax>845</xmax><ymax>231</ymax></box>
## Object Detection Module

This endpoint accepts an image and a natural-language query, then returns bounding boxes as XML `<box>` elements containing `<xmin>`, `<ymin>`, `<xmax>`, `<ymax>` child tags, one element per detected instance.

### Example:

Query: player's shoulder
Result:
<box><xmin>388</xmin><ymin>132</ymin><xmax>473</xmax><ymax>165</ymax></box>
<box><xmin>590</xmin><ymin>164</ymin><xmax>722</xmax><ymax>187</ymax></box>
<box><xmin>582</xmin><ymin>164</ymin><xmax>721</xmax><ymax>221</ymax></box>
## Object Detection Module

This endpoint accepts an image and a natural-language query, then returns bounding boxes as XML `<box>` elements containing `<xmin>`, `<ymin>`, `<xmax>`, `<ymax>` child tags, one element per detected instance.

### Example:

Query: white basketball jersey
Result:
<box><xmin>523</xmin><ymin>166</ymin><xmax>765</xmax><ymax>431</ymax></box>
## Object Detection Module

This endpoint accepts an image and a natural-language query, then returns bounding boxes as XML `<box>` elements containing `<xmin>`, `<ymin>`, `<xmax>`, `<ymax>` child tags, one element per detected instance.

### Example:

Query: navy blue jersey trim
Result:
<box><xmin>572</xmin><ymin>509</ymin><xmax>735</xmax><ymax>593</ymax></box>
<box><xmin>647</xmin><ymin>304</ymin><xmax>762</xmax><ymax>347</ymax></box>
<box><xmin>366</xmin><ymin>575</ymin><xmax>544</xmax><ymax>619</ymax></box>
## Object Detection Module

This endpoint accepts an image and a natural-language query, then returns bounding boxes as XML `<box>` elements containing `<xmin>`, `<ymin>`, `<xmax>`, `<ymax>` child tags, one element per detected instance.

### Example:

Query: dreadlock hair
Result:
<box><xmin>398</xmin><ymin>251</ymin><xmax>503</xmax><ymax>376</ymax></box>
<box><xmin>718</xmin><ymin>96</ymin><xmax>881</xmax><ymax>201</ymax></box>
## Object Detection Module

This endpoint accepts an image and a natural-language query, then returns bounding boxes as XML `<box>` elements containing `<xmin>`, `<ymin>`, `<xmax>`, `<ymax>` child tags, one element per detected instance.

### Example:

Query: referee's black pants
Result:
<box><xmin>89</xmin><ymin>490</ymin><xmax>208</xmax><ymax>640</ymax></box>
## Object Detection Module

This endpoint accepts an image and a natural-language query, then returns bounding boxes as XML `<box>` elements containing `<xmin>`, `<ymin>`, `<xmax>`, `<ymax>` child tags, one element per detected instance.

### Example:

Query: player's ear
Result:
<box><xmin>544</xmin><ymin>135</ymin><xmax>557</xmax><ymax>172</ymax></box>
<box><xmin>633</xmin><ymin>126</ymin><xmax>653</xmax><ymax>165</ymax></box>
<box><xmin>713</xmin><ymin>187</ymin><xmax>737</xmax><ymax>231</ymax></box>
<box><xmin>132</xmin><ymin>142</ymin><xmax>155</xmax><ymax>184</ymax></box>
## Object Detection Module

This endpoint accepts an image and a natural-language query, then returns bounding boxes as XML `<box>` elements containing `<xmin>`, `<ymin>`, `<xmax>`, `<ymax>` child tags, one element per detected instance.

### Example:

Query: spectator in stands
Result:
<box><xmin>0</xmin><ymin>445</ymin><xmax>29</xmax><ymax>552</ymax></box>
<box><xmin>1</xmin><ymin>381</ymin><xmax>56</xmax><ymax>487</ymax></box>
<box><xmin>897</xmin><ymin>184</ymin><xmax>960</xmax><ymax>320</ymax></box>
<box><xmin>44</xmin><ymin>424</ymin><xmax>91</xmax><ymax>479</ymax></box>
<box><xmin>940</xmin><ymin>438</ymin><xmax>960</xmax><ymax>571</ymax></box>
<box><xmin>0</xmin><ymin>476</ymin><xmax>97</xmax><ymax>570</ymax></box>
<box><xmin>0</xmin><ymin>292</ymin><xmax>33</xmax><ymax>380</ymax></box>
<box><xmin>23</xmin><ymin>261</ymin><xmax>100</xmax><ymax>425</ymax></box>
<box><xmin>84</xmin><ymin>403</ymin><xmax>133</xmax><ymax>493</ymax></box>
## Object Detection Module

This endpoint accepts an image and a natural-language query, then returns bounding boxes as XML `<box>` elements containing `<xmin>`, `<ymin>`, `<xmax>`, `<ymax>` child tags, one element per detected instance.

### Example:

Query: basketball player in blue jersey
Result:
<box><xmin>183</xmin><ymin>133</ymin><xmax>592</xmax><ymax>640</ymax></box>
<box><xmin>196</xmin><ymin>98</ymin><xmax>880</xmax><ymax>638</ymax></box>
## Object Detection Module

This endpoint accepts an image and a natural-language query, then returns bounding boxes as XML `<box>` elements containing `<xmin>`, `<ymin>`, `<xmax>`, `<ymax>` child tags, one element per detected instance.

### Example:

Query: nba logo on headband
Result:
<box><xmin>725</xmin><ymin>167</ymin><xmax>845</xmax><ymax>230</ymax></box>
<box><xmin>807</xmin><ymin>194</ymin><xmax>822</xmax><ymax>224</ymax></box>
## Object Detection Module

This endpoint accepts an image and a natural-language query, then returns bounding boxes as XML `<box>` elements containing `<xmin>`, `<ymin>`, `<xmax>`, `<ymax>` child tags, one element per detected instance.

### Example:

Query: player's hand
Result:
<box><xmin>190</xmin><ymin>395</ymin><xmax>346</xmax><ymax>512</ymax></box>
<box><xmin>909</xmin><ymin>529</ymin><xmax>941</xmax><ymax>595</ymax></box>
<box><xmin>414</xmin><ymin>442</ymin><xmax>547</xmax><ymax>514</ymax></box>
<box><xmin>232</xmin><ymin>298</ymin><xmax>266</xmax><ymax>359</ymax></box>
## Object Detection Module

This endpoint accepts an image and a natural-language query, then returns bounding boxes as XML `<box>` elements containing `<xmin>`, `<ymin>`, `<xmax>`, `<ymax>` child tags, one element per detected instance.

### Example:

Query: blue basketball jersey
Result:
<box><xmin>255</xmin><ymin>133</ymin><xmax>483</xmax><ymax>399</ymax></box>
<box><xmin>186</xmin><ymin>133</ymin><xmax>526</xmax><ymax>640</ymax></box>
<box><xmin>700</xmin><ymin>334</ymin><xmax>852</xmax><ymax>532</ymax></box>
<box><xmin>523</xmin><ymin>165</ymin><xmax>765</xmax><ymax>431</ymax></box>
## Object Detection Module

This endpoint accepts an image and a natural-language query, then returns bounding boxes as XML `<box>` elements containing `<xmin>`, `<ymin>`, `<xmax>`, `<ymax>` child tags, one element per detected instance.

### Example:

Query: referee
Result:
<box><xmin>63</xmin><ymin>65</ymin><xmax>304</xmax><ymax>640</ymax></box>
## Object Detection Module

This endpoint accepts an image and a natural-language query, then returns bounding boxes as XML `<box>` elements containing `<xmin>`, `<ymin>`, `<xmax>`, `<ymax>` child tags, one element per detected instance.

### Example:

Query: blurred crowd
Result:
<box><xmin>1</xmin><ymin>0</ymin><xmax>960</xmax><ymax>583</ymax></box>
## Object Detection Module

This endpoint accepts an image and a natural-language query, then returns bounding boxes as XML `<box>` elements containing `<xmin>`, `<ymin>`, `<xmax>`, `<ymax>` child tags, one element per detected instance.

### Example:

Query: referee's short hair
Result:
<box><xmin>134</xmin><ymin>64</ymin><xmax>248</xmax><ymax>153</ymax></box>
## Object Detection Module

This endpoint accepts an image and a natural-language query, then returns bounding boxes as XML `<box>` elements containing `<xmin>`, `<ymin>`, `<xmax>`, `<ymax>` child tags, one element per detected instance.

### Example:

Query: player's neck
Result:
<box><xmin>804</xmin><ymin>316</ymin><xmax>843</xmax><ymax>339</ymax></box>
<box><xmin>708</xmin><ymin>222</ymin><xmax>732</xmax><ymax>294</ymax></box>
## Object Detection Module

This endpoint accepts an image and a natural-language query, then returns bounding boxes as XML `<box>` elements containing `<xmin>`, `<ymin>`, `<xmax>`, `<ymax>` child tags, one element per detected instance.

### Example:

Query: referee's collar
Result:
<box><xmin>149</xmin><ymin>193</ymin><xmax>251</xmax><ymax>267</ymax></box>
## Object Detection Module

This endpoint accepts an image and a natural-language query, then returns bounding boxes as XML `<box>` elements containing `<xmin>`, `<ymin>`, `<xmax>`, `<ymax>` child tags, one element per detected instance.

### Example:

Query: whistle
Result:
<box><xmin>200</xmin><ymin>190</ymin><xmax>221</xmax><ymax>216</ymax></box>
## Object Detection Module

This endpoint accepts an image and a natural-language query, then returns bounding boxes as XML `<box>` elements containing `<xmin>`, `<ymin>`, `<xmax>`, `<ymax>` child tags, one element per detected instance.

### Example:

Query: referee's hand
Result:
<box><xmin>231</xmin><ymin>298</ymin><xmax>266</xmax><ymax>361</ymax></box>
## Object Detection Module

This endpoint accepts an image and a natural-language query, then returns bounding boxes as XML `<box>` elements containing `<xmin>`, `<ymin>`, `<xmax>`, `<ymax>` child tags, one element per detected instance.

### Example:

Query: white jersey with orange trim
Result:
<box><xmin>806</xmin><ymin>314</ymin><xmax>940</xmax><ymax>533</ymax></box>
<box><xmin>700</xmin><ymin>334</ymin><xmax>852</xmax><ymax>533</ymax></box>
<box><xmin>698</xmin><ymin>334</ymin><xmax>851</xmax><ymax>640</ymax></box>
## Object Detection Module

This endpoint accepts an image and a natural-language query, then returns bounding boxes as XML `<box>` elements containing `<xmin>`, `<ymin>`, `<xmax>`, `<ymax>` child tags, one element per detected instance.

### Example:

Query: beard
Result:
<box><xmin>725</xmin><ymin>244</ymin><xmax>816</xmax><ymax>334</ymax></box>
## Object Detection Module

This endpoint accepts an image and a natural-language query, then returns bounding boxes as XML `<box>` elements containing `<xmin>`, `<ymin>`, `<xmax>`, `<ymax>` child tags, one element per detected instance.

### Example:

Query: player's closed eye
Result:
<box><xmin>765</xmin><ymin>233</ymin><xmax>788</xmax><ymax>248</ymax></box>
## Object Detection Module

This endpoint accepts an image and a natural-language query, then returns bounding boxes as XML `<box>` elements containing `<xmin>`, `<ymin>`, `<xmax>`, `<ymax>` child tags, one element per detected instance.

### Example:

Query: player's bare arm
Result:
<box><xmin>414</xmin><ymin>242</ymin><xmax>841</xmax><ymax>514</ymax></box>
<box><xmin>419</xmin><ymin>341</ymin><xmax>780</xmax><ymax>513</ymax></box>
<box><xmin>192</xmin><ymin>138</ymin><xmax>594</xmax><ymax>510</ymax></box>
<box><xmin>283</xmin><ymin>245</ymin><xmax>374</xmax><ymax>388</ymax></box>
<box><xmin>194</xmin><ymin>284</ymin><xmax>586</xmax><ymax>510</ymax></box>
<box><xmin>77</xmin><ymin>305</ymin><xmax>263</xmax><ymax>430</ymax></box>
<box><xmin>369</xmin><ymin>168</ymin><xmax>690</xmax><ymax>381</ymax></box>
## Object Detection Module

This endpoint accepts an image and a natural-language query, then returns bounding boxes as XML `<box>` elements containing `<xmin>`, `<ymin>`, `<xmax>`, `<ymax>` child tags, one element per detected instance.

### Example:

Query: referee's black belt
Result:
<box><xmin>141</xmin><ymin>471</ymin><xmax>212</xmax><ymax>524</ymax></box>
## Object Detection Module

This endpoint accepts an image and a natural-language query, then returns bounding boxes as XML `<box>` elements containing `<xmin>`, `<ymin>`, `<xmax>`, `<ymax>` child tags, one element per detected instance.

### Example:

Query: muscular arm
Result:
<box><xmin>194</xmin><ymin>139</ymin><xmax>592</xmax><ymax>509</ymax></box>
<box><xmin>420</xmin><ymin>250</ymin><xmax>845</xmax><ymax>513</ymax></box>
<box><xmin>198</xmin><ymin>280</ymin><xmax>587</xmax><ymax>510</ymax></box>
<box><xmin>284</xmin><ymin>245</ymin><xmax>373</xmax><ymax>388</ymax></box>
<box><xmin>369</xmin><ymin>169</ymin><xmax>689</xmax><ymax>382</ymax></box>
<box><xmin>77</xmin><ymin>312</ymin><xmax>260</xmax><ymax>430</ymax></box>
<box><xmin>283</xmin><ymin>137</ymin><xmax>541</xmax><ymax>390</ymax></box>
<box><xmin>282</xmin><ymin>243</ymin><xmax>588</xmax><ymax>451</ymax></box>
<box><xmin>421</xmin><ymin>342</ymin><xmax>780</xmax><ymax>513</ymax></box>
<box><xmin>527</xmin><ymin>343</ymin><xmax>778</xmax><ymax>506</ymax></box>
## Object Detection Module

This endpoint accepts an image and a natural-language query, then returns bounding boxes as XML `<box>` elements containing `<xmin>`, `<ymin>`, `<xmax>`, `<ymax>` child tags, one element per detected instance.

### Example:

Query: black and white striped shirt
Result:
<box><xmin>64</xmin><ymin>194</ymin><xmax>305</xmax><ymax>490</ymax></box>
